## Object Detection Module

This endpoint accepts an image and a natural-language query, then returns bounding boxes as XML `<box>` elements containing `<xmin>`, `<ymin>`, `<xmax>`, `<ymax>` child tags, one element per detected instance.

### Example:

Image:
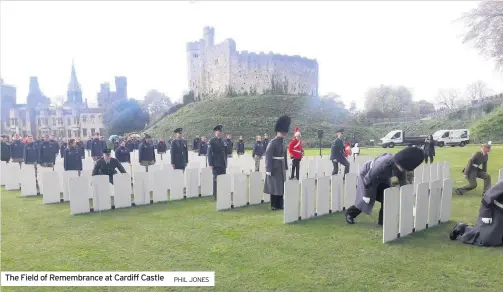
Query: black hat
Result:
<box><xmin>274</xmin><ymin>116</ymin><xmax>291</xmax><ymax>133</ymax></box>
<box><xmin>144</xmin><ymin>133</ymin><xmax>152</xmax><ymax>139</ymax></box>
<box><xmin>103</xmin><ymin>148</ymin><xmax>112</xmax><ymax>155</ymax></box>
<box><xmin>336</xmin><ymin>128</ymin><xmax>344</xmax><ymax>133</ymax></box>
<box><xmin>213</xmin><ymin>125</ymin><xmax>223</xmax><ymax>131</ymax></box>
<box><xmin>393</xmin><ymin>147</ymin><xmax>424</xmax><ymax>171</ymax></box>
<box><xmin>174</xmin><ymin>128</ymin><xmax>183</xmax><ymax>134</ymax></box>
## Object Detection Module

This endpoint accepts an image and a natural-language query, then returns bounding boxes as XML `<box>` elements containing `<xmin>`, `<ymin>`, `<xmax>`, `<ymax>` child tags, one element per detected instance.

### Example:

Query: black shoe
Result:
<box><xmin>345</xmin><ymin>214</ymin><xmax>355</xmax><ymax>224</ymax></box>
<box><xmin>449</xmin><ymin>222</ymin><xmax>467</xmax><ymax>240</ymax></box>
<box><xmin>455</xmin><ymin>189</ymin><xmax>462</xmax><ymax>196</ymax></box>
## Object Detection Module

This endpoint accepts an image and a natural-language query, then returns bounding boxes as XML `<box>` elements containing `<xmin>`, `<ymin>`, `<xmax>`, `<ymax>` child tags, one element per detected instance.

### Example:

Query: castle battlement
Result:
<box><xmin>186</xmin><ymin>27</ymin><xmax>318</xmax><ymax>100</ymax></box>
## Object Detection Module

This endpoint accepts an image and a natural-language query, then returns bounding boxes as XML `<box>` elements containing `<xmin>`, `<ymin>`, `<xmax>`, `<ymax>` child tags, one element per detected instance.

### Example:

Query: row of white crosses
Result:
<box><xmin>214</xmin><ymin>154</ymin><xmax>373</xmax><ymax>211</ymax></box>
<box><xmin>283</xmin><ymin>157</ymin><xmax>453</xmax><ymax>244</ymax></box>
<box><xmin>0</xmin><ymin>150</ymin><xmax>275</xmax><ymax>215</ymax></box>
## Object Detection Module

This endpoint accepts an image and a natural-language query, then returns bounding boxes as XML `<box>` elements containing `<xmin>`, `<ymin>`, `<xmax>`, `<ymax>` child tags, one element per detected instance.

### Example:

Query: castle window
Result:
<box><xmin>52</xmin><ymin>117</ymin><xmax>56</xmax><ymax>126</ymax></box>
<box><xmin>82</xmin><ymin>115</ymin><xmax>87</xmax><ymax>123</ymax></box>
<box><xmin>37</xmin><ymin>118</ymin><xmax>41</xmax><ymax>126</ymax></box>
<box><xmin>74</xmin><ymin>117</ymin><xmax>79</xmax><ymax>124</ymax></box>
<box><xmin>67</xmin><ymin>130</ymin><xmax>71</xmax><ymax>138</ymax></box>
<box><xmin>215</xmin><ymin>59</ymin><xmax>218</xmax><ymax>65</ymax></box>
<box><xmin>91</xmin><ymin>128</ymin><xmax>95</xmax><ymax>136</ymax></box>
<box><xmin>83</xmin><ymin>128</ymin><xmax>87</xmax><ymax>137</ymax></box>
<box><xmin>193</xmin><ymin>54</ymin><xmax>198</xmax><ymax>58</ymax></box>
<box><xmin>90</xmin><ymin>115</ymin><xmax>95</xmax><ymax>123</ymax></box>
<box><xmin>67</xmin><ymin>117</ymin><xmax>71</xmax><ymax>125</ymax></box>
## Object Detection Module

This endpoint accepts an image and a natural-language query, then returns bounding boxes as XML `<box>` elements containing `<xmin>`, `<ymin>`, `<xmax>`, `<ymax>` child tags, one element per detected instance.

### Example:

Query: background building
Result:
<box><xmin>186</xmin><ymin>27</ymin><xmax>319</xmax><ymax>100</ymax></box>
<box><xmin>0</xmin><ymin>62</ymin><xmax>123</xmax><ymax>139</ymax></box>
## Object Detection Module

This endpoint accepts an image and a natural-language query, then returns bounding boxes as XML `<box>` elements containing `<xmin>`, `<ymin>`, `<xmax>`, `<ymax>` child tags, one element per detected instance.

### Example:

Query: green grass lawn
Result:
<box><xmin>2</xmin><ymin>145</ymin><xmax>502</xmax><ymax>292</ymax></box>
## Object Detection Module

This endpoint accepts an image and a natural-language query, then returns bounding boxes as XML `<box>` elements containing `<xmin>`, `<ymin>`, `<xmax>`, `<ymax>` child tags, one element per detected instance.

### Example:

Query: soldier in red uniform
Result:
<box><xmin>288</xmin><ymin>127</ymin><xmax>304</xmax><ymax>180</ymax></box>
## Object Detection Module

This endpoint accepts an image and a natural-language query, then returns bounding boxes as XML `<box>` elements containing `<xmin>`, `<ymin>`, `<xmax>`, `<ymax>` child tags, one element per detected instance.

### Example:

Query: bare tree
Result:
<box><xmin>465</xmin><ymin>80</ymin><xmax>493</xmax><ymax>101</ymax></box>
<box><xmin>436</xmin><ymin>89</ymin><xmax>461</xmax><ymax>109</ymax></box>
<box><xmin>458</xmin><ymin>2</ymin><xmax>503</xmax><ymax>70</ymax></box>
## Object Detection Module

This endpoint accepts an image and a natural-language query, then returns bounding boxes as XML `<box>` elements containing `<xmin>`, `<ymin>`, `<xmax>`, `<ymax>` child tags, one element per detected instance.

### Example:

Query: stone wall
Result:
<box><xmin>187</xmin><ymin>27</ymin><xmax>318</xmax><ymax>100</ymax></box>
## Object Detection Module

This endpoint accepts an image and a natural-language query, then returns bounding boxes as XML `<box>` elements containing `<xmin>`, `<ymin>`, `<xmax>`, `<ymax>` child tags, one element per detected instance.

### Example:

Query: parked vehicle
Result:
<box><xmin>432</xmin><ymin>129</ymin><xmax>469</xmax><ymax>147</ymax></box>
<box><xmin>380</xmin><ymin>130</ymin><xmax>427</xmax><ymax>148</ymax></box>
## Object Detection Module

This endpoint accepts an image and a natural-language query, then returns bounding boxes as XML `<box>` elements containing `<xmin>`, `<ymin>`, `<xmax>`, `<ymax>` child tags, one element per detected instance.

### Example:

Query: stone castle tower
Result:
<box><xmin>186</xmin><ymin>27</ymin><xmax>319</xmax><ymax>100</ymax></box>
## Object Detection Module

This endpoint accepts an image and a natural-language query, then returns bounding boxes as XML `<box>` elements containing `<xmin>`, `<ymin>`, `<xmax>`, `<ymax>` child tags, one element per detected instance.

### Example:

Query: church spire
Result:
<box><xmin>66</xmin><ymin>60</ymin><xmax>83</xmax><ymax>104</ymax></box>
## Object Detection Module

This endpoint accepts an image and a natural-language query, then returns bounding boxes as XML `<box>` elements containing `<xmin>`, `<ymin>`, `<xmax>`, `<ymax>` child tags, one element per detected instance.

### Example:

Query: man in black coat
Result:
<box><xmin>86</xmin><ymin>139</ymin><xmax>92</xmax><ymax>157</ymax></box>
<box><xmin>208</xmin><ymin>125</ymin><xmax>227</xmax><ymax>199</ymax></box>
<box><xmin>157</xmin><ymin>138</ymin><xmax>167</xmax><ymax>154</ymax></box>
<box><xmin>345</xmin><ymin>147</ymin><xmax>424</xmax><ymax>225</ymax></box>
<box><xmin>263</xmin><ymin>133</ymin><xmax>269</xmax><ymax>150</ymax></box>
<box><xmin>125</xmin><ymin>137</ymin><xmax>135</xmax><ymax>153</ymax></box>
<box><xmin>139</xmin><ymin>134</ymin><xmax>156</xmax><ymax>170</ymax></box>
<box><xmin>423</xmin><ymin>135</ymin><xmax>435</xmax><ymax>164</ymax></box>
<box><xmin>76</xmin><ymin>138</ymin><xmax>85</xmax><ymax>159</ymax></box>
<box><xmin>9</xmin><ymin>133</ymin><xmax>24</xmax><ymax>164</ymax></box>
<box><xmin>330</xmin><ymin>128</ymin><xmax>350</xmax><ymax>177</ymax></box>
<box><xmin>252</xmin><ymin>135</ymin><xmax>266</xmax><ymax>172</ymax></box>
<box><xmin>91</xmin><ymin>133</ymin><xmax>104</xmax><ymax>161</ymax></box>
<box><xmin>38</xmin><ymin>134</ymin><xmax>56</xmax><ymax>168</ymax></box>
<box><xmin>450</xmin><ymin>180</ymin><xmax>503</xmax><ymax>247</ymax></box>
<box><xmin>60</xmin><ymin>138</ymin><xmax>68</xmax><ymax>159</ymax></box>
<box><xmin>171</xmin><ymin>128</ymin><xmax>188</xmax><ymax>171</ymax></box>
<box><xmin>263</xmin><ymin>116</ymin><xmax>290</xmax><ymax>211</ymax></box>
<box><xmin>49</xmin><ymin>135</ymin><xmax>59</xmax><ymax>163</ymax></box>
<box><xmin>23</xmin><ymin>135</ymin><xmax>39</xmax><ymax>164</ymax></box>
<box><xmin>199</xmin><ymin>137</ymin><xmax>208</xmax><ymax>156</ymax></box>
<box><xmin>237</xmin><ymin>136</ymin><xmax>245</xmax><ymax>157</ymax></box>
<box><xmin>92</xmin><ymin>148</ymin><xmax>127</xmax><ymax>184</ymax></box>
<box><xmin>1</xmin><ymin>135</ymin><xmax>11</xmax><ymax>162</ymax></box>
<box><xmin>224</xmin><ymin>134</ymin><xmax>234</xmax><ymax>158</ymax></box>
<box><xmin>115</xmin><ymin>141</ymin><xmax>131</xmax><ymax>163</ymax></box>
<box><xmin>64</xmin><ymin>139</ymin><xmax>83</xmax><ymax>171</ymax></box>
<box><xmin>192</xmin><ymin>135</ymin><xmax>200</xmax><ymax>152</ymax></box>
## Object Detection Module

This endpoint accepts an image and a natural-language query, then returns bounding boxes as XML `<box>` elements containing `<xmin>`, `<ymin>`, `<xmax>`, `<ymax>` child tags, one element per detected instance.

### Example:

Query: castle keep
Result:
<box><xmin>186</xmin><ymin>27</ymin><xmax>319</xmax><ymax>100</ymax></box>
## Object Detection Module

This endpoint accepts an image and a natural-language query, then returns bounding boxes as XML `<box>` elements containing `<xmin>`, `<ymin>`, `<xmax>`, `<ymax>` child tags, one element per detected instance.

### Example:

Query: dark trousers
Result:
<box><xmin>271</xmin><ymin>195</ymin><xmax>284</xmax><ymax>210</ymax></box>
<box><xmin>290</xmin><ymin>158</ymin><xmax>300</xmax><ymax>179</ymax></box>
<box><xmin>174</xmin><ymin>166</ymin><xmax>186</xmax><ymax>173</ymax></box>
<box><xmin>212</xmin><ymin>167</ymin><xmax>226</xmax><ymax>197</ymax></box>
<box><xmin>346</xmin><ymin>183</ymin><xmax>386</xmax><ymax>225</ymax></box>
<box><xmin>424</xmin><ymin>155</ymin><xmax>433</xmax><ymax>164</ymax></box>
<box><xmin>332</xmin><ymin>157</ymin><xmax>350</xmax><ymax>176</ymax></box>
<box><xmin>456</xmin><ymin>170</ymin><xmax>491</xmax><ymax>195</ymax></box>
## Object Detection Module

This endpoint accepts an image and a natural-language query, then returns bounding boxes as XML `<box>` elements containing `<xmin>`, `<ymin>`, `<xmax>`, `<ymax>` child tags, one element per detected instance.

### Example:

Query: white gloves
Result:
<box><xmin>481</xmin><ymin>218</ymin><xmax>492</xmax><ymax>224</ymax></box>
<box><xmin>363</xmin><ymin>197</ymin><xmax>370</xmax><ymax>204</ymax></box>
<box><xmin>332</xmin><ymin>159</ymin><xmax>337</xmax><ymax>162</ymax></box>
<box><xmin>266</xmin><ymin>172</ymin><xmax>271</xmax><ymax>176</ymax></box>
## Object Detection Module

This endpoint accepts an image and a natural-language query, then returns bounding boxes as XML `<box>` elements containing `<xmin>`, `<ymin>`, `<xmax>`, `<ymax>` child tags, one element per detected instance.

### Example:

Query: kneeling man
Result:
<box><xmin>450</xmin><ymin>180</ymin><xmax>503</xmax><ymax>247</ymax></box>
<box><xmin>345</xmin><ymin>147</ymin><xmax>424</xmax><ymax>225</ymax></box>
<box><xmin>92</xmin><ymin>148</ymin><xmax>127</xmax><ymax>184</ymax></box>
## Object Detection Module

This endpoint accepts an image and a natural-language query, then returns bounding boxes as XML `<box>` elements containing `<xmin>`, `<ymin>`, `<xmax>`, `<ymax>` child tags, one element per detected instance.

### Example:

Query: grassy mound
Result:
<box><xmin>146</xmin><ymin>95</ymin><xmax>378</xmax><ymax>148</ymax></box>
<box><xmin>470</xmin><ymin>107</ymin><xmax>503</xmax><ymax>143</ymax></box>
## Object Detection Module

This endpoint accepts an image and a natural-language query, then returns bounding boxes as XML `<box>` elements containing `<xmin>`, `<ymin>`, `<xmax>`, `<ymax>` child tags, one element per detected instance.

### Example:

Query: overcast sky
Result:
<box><xmin>1</xmin><ymin>1</ymin><xmax>502</xmax><ymax>108</ymax></box>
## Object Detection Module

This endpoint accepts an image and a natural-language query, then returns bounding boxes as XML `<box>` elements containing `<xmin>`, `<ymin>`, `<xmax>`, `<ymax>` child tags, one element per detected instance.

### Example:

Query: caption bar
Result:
<box><xmin>1</xmin><ymin>272</ymin><xmax>215</xmax><ymax>287</ymax></box>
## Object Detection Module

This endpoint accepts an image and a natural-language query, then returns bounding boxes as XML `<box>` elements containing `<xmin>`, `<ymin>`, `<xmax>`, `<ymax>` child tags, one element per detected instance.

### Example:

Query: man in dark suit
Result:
<box><xmin>92</xmin><ymin>148</ymin><xmax>127</xmax><ymax>184</ymax></box>
<box><xmin>208</xmin><ymin>125</ymin><xmax>227</xmax><ymax>199</ymax></box>
<box><xmin>171</xmin><ymin>128</ymin><xmax>188</xmax><ymax>171</ymax></box>
<box><xmin>192</xmin><ymin>135</ymin><xmax>200</xmax><ymax>152</ymax></box>
<box><xmin>330</xmin><ymin>128</ymin><xmax>349</xmax><ymax>177</ymax></box>
<box><xmin>455</xmin><ymin>142</ymin><xmax>491</xmax><ymax>196</ymax></box>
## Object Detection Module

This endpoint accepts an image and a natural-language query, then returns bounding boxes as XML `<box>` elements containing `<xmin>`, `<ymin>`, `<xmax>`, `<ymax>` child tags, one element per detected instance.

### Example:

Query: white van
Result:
<box><xmin>432</xmin><ymin>129</ymin><xmax>470</xmax><ymax>147</ymax></box>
